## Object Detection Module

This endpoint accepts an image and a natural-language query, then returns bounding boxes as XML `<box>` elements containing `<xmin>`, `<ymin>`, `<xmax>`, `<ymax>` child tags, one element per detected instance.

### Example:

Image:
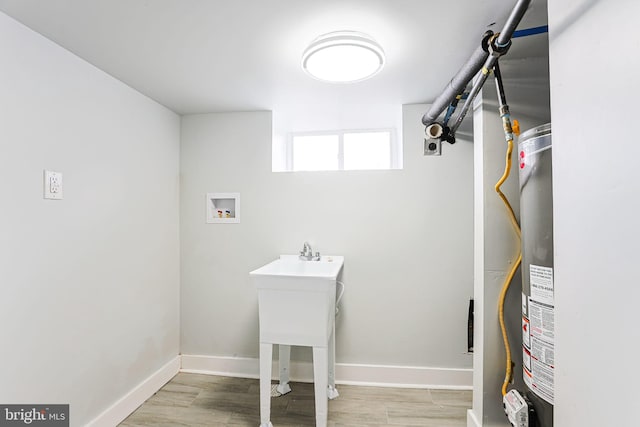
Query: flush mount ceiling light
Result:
<box><xmin>302</xmin><ymin>31</ymin><xmax>385</xmax><ymax>83</ymax></box>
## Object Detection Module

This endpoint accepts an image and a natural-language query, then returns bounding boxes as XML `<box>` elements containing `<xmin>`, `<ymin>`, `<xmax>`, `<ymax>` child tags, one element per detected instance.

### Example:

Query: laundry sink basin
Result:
<box><xmin>251</xmin><ymin>254</ymin><xmax>345</xmax><ymax>427</ymax></box>
<box><xmin>250</xmin><ymin>255</ymin><xmax>344</xmax><ymax>346</ymax></box>
<box><xmin>250</xmin><ymin>255</ymin><xmax>344</xmax><ymax>280</ymax></box>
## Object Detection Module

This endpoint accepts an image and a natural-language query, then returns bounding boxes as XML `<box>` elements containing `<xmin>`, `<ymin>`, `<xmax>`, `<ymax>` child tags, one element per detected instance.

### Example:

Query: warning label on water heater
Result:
<box><xmin>529</xmin><ymin>299</ymin><xmax>554</xmax><ymax>344</ymax></box>
<box><xmin>523</xmin><ymin>358</ymin><xmax>554</xmax><ymax>404</ymax></box>
<box><xmin>523</xmin><ymin>264</ymin><xmax>555</xmax><ymax>405</ymax></box>
<box><xmin>530</xmin><ymin>265</ymin><xmax>554</xmax><ymax>305</ymax></box>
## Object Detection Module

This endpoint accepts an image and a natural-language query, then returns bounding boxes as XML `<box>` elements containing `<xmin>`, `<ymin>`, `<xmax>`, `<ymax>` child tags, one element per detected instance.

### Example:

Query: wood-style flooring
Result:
<box><xmin>120</xmin><ymin>373</ymin><xmax>471</xmax><ymax>427</ymax></box>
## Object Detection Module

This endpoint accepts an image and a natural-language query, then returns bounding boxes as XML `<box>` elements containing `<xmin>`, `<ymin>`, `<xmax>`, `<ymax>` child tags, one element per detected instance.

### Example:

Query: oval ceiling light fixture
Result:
<box><xmin>302</xmin><ymin>31</ymin><xmax>385</xmax><ymax>83</ymax></box>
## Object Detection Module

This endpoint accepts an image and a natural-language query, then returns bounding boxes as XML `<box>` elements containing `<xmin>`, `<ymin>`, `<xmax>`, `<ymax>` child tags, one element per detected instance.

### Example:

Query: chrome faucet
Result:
<box><xmin>299</xmin><ymin>241</ymin><xmax>320</xmax><ymax>261</ymax></box>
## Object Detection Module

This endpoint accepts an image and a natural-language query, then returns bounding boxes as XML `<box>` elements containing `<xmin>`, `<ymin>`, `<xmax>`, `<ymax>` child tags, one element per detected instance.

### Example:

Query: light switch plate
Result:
<box><xmin>44</xmin><ymin>170</ymin><xmax>63</xmax><ymax>200</ymax></box>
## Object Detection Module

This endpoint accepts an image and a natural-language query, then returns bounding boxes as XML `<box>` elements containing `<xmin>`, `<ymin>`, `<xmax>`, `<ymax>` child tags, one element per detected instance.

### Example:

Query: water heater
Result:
<box><xmin>518</xmin><ymin>123</ymin><xmax>554</xmax><ymax>427</ymax></box>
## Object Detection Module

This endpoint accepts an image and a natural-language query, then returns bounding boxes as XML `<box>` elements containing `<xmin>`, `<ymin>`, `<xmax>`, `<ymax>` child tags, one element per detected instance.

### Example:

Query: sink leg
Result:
<box><xmin>259</xmin><ymin>343</ymin><xmax>273</xmax><ymax>427</ymax></box>
<box><xmin>312</xmin><ymin>346</ymin><xmax>329</xmax><ymax>427</ymax></box>
<box><xmin>327</xmin><ymin>324</ymin><xmax>339</xmax><ymax>399</ymax></box>
<box><xmin>277</xmin><ymin>344</ymin><xmax>292</xmax><ymax>395</ymax></box>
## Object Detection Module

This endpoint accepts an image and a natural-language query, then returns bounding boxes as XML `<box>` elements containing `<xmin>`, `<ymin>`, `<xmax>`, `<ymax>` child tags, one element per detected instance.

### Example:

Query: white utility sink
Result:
<box><xmin>250</xmin><ymin>255</ymin><xmax>344</xmax><ymax>427</ymax></box>
<box><xmin>250</xmin><ymin>255</ymin><xmax>344</xmax><ymax>280</ymax></box>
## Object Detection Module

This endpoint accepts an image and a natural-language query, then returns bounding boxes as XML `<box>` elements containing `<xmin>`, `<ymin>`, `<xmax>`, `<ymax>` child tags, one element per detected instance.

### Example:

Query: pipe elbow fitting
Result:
<box><xmin>489</xmin><ymin>33</ymin><xmax>511</xmax><ymax>56</ymax></box>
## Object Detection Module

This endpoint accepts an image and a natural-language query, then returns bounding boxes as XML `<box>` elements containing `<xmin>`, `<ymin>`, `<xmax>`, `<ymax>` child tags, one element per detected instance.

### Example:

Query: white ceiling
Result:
<box><xmin>0</xmin><ymin>0</ymin><xmax>548</xmax><ymax>115</ymax></box>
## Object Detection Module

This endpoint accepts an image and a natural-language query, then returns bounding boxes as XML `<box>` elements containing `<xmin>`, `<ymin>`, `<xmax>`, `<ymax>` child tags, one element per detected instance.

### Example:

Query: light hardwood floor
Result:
<box><xmin>120</xmin><ymin>373</ymin><xmax>471</xmax><ymax>427</ymax></box>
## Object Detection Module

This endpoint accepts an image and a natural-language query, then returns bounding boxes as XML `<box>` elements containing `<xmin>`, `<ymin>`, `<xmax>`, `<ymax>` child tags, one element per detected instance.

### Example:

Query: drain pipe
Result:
<box><xmin>421</xmin><ymin>0</ymin><xmax>532</xmax><ymax>137</ymax></box>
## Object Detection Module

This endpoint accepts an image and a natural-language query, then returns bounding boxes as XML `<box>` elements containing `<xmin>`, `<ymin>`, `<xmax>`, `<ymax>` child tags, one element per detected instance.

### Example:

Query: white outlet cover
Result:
<box><xmin>44</xmin><ymin>170</ymin><xmax>63</xmax><ymax>200</ymax></box>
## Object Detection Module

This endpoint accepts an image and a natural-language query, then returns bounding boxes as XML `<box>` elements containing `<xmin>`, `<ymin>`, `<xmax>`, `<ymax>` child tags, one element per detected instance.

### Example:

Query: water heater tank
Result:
<box><xmin>518</xmin><ymin>123</ymin><xmax>554</xmax><ymax>427</ymax></box>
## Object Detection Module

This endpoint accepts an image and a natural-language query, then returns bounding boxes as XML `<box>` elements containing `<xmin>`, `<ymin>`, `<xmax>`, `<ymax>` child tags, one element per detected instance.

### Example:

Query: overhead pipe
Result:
<box><xmin>448</xmin><ymin>0</ymin><xmax>532</xmax><ymax>136</ymax></box>
<box><xmin>421</xmin><ymin>0</ymin><xmax>532</xmax><ymax>138</ymax></box>
<box><xmin>443</xmin><ymin>93</ymin><xmax>468</xmax><ymax>126</ymax></box>
<box><xmin>420</xmin><ymin>42</ymin><xmax>491</xmax><ymax>126</ymax></box>
<box><xmin>496</xmin><ymin>0</ymin><xmax>533</xmax><ymax>48</ymax></box>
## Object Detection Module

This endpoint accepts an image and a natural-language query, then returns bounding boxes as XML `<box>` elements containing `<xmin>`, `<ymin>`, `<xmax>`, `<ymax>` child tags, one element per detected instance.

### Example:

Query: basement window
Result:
<box><xmin>286</xmin><ymin>129</ymin><xmax>399</xmax><ymax>172</ymax></box>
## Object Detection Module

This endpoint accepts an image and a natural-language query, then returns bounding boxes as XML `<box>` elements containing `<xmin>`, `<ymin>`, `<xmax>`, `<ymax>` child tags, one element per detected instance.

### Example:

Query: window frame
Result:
<box><xmin>286</xmin><ymin>128</ymin><xmax>399</xmax><ymax>172</ymax></box>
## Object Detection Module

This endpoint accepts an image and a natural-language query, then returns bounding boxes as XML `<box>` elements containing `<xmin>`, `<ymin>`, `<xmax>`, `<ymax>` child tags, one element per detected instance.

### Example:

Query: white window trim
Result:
<box><xmin>286</xmin><ymin>128</ymin><xmax>399</xmax><ymax>172</ymax></box>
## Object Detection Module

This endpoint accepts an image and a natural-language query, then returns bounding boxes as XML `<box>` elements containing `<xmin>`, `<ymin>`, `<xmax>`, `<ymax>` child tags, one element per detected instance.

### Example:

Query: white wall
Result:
<box><xmin>180</xmin><ymin>106</ymin><xmax>474</xmax><ymax>378</ymax></box>
<box><xmin>548</xmin><ymin>1</ymin><xmax>640</xmax><ymax>426</ymax></box>
<box><xmin>0</xmin><ymin>12</ymin><xmax>180</xmax><ymax>426</ymax></box>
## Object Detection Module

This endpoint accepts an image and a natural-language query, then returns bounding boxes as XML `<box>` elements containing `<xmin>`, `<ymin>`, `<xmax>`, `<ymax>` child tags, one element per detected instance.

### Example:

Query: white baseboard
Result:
<box><xmin>467</xmin><ymin>409</ymin><xmax>481</xmax><ymax>427</ymax></box>
<box><xmin>181</xmin><ymin>354</ymin><xmax>472</xmax><ymax>390</ymax></box>
<box><xmin>85</xmin><ymin>354</ymin><xmax>470</xmax><ymax>427</ymax></box>
<box><xmin>87</xmin><ymin>356</ymin><xmax>180</xmax><ymax>427</ymax></box>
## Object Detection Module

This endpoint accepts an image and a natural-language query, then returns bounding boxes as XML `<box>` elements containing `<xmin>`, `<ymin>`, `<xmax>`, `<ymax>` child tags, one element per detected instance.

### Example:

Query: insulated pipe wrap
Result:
<box><xmin>421</xmin><ymin>45</ymin><xmax>489</xmax><ymax>125</ymax></box>
<box><xmin>421</xmin><ymin>0</ymin><xmax>532</xmax><ymax>127</ymax></box>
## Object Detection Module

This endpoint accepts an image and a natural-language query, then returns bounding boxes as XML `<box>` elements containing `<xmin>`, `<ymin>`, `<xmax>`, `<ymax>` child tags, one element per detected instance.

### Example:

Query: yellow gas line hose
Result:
<box><xmin>495</xmin><ymin>133</ymin><xmax>522</xmax><ymax>397</ymax></box>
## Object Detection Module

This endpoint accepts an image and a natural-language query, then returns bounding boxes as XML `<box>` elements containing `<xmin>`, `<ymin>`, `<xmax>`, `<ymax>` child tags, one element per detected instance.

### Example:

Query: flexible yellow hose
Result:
<box><xmin>495</xmin><ymin>136</ymin><xmax>522</xmax><ymax>397</ymax></box>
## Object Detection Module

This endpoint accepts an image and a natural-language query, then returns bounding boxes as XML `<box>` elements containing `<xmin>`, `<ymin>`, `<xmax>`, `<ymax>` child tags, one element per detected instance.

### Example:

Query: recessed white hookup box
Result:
<box><xmin>206</xmin><ymin>192</ymin><xmax>240</xmax><ymax>223</ymax></box>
